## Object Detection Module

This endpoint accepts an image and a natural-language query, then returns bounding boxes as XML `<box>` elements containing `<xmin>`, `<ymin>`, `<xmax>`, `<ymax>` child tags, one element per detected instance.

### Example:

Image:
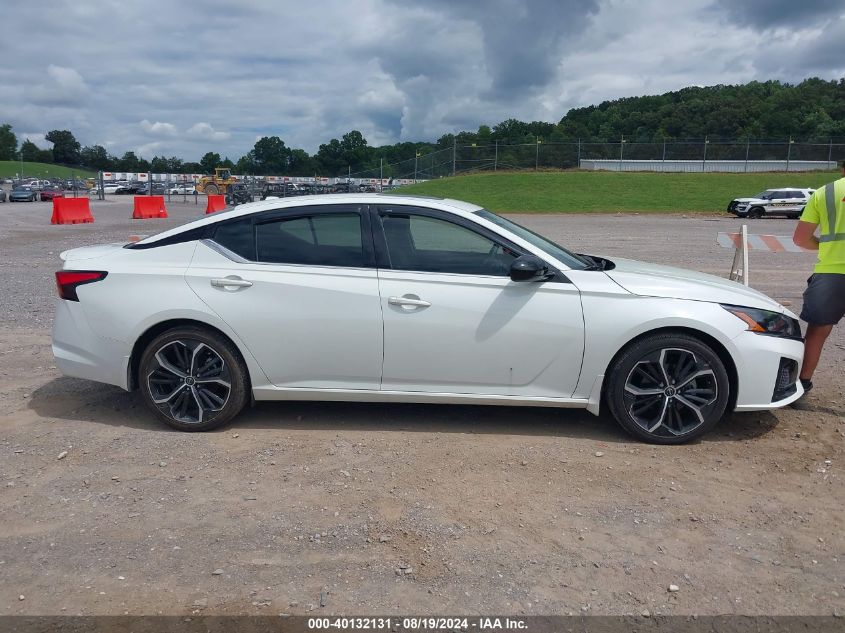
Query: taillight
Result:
<box><xmin>55</xmin><ymin>271</ymin><xmax>108</xmax><ymax>301</ymax></box>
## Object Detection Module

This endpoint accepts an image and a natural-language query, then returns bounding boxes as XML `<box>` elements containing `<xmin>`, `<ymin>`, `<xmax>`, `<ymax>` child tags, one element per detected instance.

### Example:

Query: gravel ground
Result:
<box><xmin>0</xmin><ymin>197</ymin><xmax>843</xmax><ymax>617</ymax></box>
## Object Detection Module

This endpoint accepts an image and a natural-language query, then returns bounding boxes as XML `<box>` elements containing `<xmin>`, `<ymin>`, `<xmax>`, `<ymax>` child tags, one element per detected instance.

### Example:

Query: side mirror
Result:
<box><xmin>510</xmin><ymin>255</ymin><xmax>550</xmax><ymax>282</ymax></box>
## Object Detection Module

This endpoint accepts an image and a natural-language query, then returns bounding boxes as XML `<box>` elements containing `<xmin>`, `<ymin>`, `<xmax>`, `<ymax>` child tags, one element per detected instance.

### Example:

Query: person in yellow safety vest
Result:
<box><xmin>792</xmin><ymin>159</ymin><xmax>845</xmax><ymax>395</ymax></box>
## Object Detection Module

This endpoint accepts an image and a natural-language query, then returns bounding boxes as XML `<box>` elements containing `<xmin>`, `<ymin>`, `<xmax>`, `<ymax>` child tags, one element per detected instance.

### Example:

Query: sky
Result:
<box><xmin>1</xmin><ymin>0</ymin><xmax>843</xmax><ymax>161</ymax></box>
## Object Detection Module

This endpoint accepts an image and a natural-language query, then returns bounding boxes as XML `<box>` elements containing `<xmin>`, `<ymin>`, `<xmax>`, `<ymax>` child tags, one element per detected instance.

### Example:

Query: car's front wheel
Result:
<box><xmin>747</xmin><ymin>206</ymin><xmax>765</xmax><ymax>219</ymax></box>
<box><xmin>605</xmin><ymin>333</ymin><xmax>730</xmax><ymax>444</ymax></box>
<box><xmin>139</xmin><ymin>326</ymin><xmax>249</xmax><ymax>431</ymax></box>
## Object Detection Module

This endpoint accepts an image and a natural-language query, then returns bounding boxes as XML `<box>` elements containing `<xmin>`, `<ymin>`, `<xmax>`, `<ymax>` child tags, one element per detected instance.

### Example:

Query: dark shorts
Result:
<box><xmin>800</xmin><ymin>273</ymin><xmax>845</xmax><ymax>325</ymax></box>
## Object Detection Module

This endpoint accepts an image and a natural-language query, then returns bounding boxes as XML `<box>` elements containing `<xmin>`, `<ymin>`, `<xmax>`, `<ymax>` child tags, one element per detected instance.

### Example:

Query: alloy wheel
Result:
<box><xmin>623</xmin><ymin>347</ymin><xmax>718</xmax><ymax>438</ymax></box>
<box><xmin>146</xmin><ymin>339</ymin><xmax>231</xmax><ymax>424</ymax></box>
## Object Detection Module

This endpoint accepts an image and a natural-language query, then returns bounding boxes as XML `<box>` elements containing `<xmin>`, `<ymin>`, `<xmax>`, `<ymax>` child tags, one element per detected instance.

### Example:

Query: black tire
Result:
<box><xmin>747</xmin><ymin>206</ymin><xmax>764</xmax><ymax>219</ymax></box>
<box><xmin>138</xmin><ymin>326</ymin><xmax>249</xmax><ymax>431</ymax></box>
<box><xmin>605</xmin><ymin>333</ymin><xmax>730</xmax><ymax>444</ymax></box>
<box><xmin>787</xmin><ymin>213</ymin><xmax>800</xmax><ymax>219</ymax></box>
<box><xmin>205</xmin><ymin>183</ymin><xmax>219</xmax><ymax>195</ymax></box>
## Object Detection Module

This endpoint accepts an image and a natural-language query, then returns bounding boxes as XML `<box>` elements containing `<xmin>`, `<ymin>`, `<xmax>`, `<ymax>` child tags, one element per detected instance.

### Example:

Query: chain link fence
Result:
<box><xmin>346</xmin><ymin>139</ymin><xmax>845</xmax><ymax>181</ymax></box>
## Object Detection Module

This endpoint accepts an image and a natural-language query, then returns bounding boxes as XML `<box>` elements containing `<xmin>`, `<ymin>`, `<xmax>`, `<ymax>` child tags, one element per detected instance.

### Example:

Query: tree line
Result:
<box><xmin>0</xmin><ymin>78</ymin><xmax>841</xmax><ymax>177</ymax></box>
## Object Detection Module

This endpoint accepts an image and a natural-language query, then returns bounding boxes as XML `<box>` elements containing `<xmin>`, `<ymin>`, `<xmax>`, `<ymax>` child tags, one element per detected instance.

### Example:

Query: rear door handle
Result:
<box><xmin>211</xmin><ymin>276</ymin><xmax>253</xmax><ymax>288</ymax></box>
<box><xmin>388</xmin><ymin>296</ymin><xmax>431</xmax><ymax>308</ymax></box>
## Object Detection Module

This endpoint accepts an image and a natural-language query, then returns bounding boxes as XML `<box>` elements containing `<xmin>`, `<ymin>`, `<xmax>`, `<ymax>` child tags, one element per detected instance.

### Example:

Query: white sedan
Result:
<box><xmin>94</xmin><ymin>183</ymin><xmax>125</xmax><ymax>195</ymax></box>
<box><xmin>52</xmin><ymin>195</ymin><xmax>804</xmax><ymax>443</ymax></box>
<box><xmin>168</xmin><ymin>184</ymin><xmax>196</xmax><ymax>195</ymax></box>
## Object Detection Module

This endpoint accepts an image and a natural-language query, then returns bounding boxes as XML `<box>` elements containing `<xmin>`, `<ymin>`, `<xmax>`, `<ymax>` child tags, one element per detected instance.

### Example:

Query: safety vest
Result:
<box><xmin>802</xmin><ymin>178</ymin><xmax>845</xmax><ymax>274</ymax></box>
<box><xmin>819</xmin><ymin>181</ymin><xmax>845</xmax><ymax>244</ymax></box>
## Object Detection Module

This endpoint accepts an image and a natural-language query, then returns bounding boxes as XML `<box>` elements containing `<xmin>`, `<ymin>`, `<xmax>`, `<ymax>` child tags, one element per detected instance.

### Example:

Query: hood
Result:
<box><xmin>59</xmin><ymin>243</ymin><xmax>127</xmax><ymax>262</ymax></box>
<box><xmin>604</xmin><ymin>257</ymin><xmax>788</xmax><ymax>313</ymax></box>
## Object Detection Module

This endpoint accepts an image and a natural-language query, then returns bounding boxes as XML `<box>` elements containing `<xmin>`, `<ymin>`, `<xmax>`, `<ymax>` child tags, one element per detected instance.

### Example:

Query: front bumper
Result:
<box><xmin>731</xmin><ymin>331</ymin><xmax>804</xmax><ymax>411</ymax></box>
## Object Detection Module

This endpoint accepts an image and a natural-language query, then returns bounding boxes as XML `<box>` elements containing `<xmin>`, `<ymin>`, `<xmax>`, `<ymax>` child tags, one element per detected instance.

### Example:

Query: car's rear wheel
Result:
<box><xmin>747</xmin><ymin>206</ymin><xmax>764</xmax><ymax>219</ymax></box>
<box><xmin>606</xmin><ymin>333</ymin><xmax>730</xmax><ymax>444</ymax></box>
<box><xmin>139</xmin><ymin>326</ymin><xmax>249</xmax><ymax>431</ymax></box>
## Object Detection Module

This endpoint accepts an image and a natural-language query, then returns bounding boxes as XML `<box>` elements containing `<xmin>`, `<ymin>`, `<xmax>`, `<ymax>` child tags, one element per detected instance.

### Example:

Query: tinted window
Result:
<box><xmin>213</xmin><ymin>217</ymin><xmax>255</xmax><ymax>260</ymax></box>
<box><xmin>256</xmin><ymin>213</ymin><xmax>365</xmax><ymax>267</ymax></box>
<box><xmin>474</xmin><ymin>209</ymin><xmax>591</xmax><ymax>270</ymax></box>
<box><xmin>381</xmin><ymin>212</ymin><xmax>516</xmax><ymax>276</ymax></box>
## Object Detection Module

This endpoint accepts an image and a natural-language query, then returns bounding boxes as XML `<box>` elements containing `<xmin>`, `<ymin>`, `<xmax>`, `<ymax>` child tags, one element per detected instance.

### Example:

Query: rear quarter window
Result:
<box><xmin>213</xmin><ymin>217</ymin><xmax>256</xmax><ymax>260</ymax></box>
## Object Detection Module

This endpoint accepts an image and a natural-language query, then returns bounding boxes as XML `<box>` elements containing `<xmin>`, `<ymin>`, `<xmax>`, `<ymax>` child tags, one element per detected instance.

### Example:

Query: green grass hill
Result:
<box><xmin>0</xmin><ymin>161</ymin><xmax>96</xmax><ymax>180</ymax></box>
<box><xmin>396</xmin><ymin>170</ymin><xmax>839</xmax><ymax>213</ymax></box>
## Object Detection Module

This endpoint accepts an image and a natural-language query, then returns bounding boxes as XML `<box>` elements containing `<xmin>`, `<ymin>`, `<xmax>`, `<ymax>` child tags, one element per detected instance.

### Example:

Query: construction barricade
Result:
<box><xmin>206</xmin><ymin>194</ymin><xmax>226</xmax><ymax>214</ymax></box>
<box><xmin>717</xmin><ymin>225</ymin><xmax>813</xmax><ymax>286</ymax></box>
<box><xmin>51</xmin><ymin>198</ymin><xmax>94</xmax><ymax>224</ymax></box>
<box><xmin>133</xmin><ymin>196</ymin><xmax>168</xmax><ymax>219</ymax></box>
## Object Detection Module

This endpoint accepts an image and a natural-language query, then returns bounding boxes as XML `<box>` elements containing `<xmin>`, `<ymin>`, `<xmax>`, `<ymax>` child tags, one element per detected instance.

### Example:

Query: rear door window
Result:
<box><xmin>256</xmin><ymin>212</ymin><xmax>367</xmax><ymax>267</ymax></box>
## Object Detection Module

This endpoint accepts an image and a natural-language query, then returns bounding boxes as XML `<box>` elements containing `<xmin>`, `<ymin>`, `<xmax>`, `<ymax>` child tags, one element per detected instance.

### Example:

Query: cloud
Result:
<box><xmin>186</xmin><ymin>122</ymin><xmax>231</xmax><ymax>140</ymax></box>
<box><xmin>140</xmin><ymin>120</ymin><xmax>178</xmax><ymax>135</ymax></box>
<box><xmin>0</xmin><ymin>0</ymin><xmax>841</xmax><ymax>163</ymax></box>
<box><xmin>137</xmin><ymin>141</ymin><xmax>165</xmax><ymax>157</ymax></box>
<box><xmin>21</xmin><ymin>132</ymin><xmax>50</xmax><ymax>149</ymax></box>
<box><xmin>712</xmin><ymin>0</ymin><xmax>844</xmax><ymax>28</ymax></box>
<box><xmin>29</xmin><ymin>65</ymin><xmax>88</xmax><ymax>106</ymax></box>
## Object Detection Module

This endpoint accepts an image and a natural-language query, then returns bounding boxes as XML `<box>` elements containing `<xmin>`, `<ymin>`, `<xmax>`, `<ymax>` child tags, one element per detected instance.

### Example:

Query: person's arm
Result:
<box><xmin>793</xmin><ymin>220</ymin><xmax>819</xmax><ymax>250</ymax></box>
<box><xmin>794</xmin><ymin>189</ymin><xmax>823</xmax><ymax>250</ymax></box>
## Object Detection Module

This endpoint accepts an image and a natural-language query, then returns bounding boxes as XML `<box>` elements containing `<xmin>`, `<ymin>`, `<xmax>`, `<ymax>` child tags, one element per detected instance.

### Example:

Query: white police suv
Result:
<box><xmin>727</xmin><ymin>188</ymin><xmax>814</xmax><ymax>219</ymax></box>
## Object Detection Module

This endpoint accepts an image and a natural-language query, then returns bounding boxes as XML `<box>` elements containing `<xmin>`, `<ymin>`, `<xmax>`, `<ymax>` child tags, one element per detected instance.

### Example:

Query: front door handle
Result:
<box><xmin>388</xmin><ymin>295</ymin><xmax>431</xmax><ymax>308</ymax></box>
<box><xmin>211</xmin><ymin>276</ymin><xmax>253</xmax><ymax>288</ymax></box>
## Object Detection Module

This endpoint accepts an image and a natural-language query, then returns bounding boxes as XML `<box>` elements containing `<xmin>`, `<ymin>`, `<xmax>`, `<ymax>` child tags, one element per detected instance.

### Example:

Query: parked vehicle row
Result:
<box><xmin>258</xmin><ymin>182</ymin><xmax>380</xmax><ymax>199</ymax></box>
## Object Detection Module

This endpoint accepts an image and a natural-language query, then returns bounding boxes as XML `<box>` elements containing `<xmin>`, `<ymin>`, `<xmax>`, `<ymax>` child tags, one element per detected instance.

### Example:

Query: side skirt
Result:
<box><xmin>252</xmin><ymin>386</ymin><xmax>590</xmax><ymax>409</ymax></box>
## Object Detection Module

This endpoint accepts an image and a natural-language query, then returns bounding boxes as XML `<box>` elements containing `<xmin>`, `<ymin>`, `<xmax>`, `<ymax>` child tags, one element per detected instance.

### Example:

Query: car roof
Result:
<box><xmin>133</xmin><ymin>194</ymin><xmax>483</xmax><ymax>246</ymax></box>
<box><xmin>763</xmin><ymin>187</ymin><xmax>813</xmax><ymax>191</ymax></box>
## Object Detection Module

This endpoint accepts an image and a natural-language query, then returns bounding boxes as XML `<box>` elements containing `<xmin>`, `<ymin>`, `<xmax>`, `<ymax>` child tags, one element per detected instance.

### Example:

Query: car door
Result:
<box><xmin>185</xmin><ymin>204</ymin><xmax>384</xmax><ymax>390</ymax></box>
<box><xmin>788</xmin><ymin>191</ymin><xmax>808</xmax><ymax>215</ymax></box>
<box><xmin>374</xmin><ymin>204</ymin><xmax>585</xmax><ymax>398</ymax></box>
<box><xmin>765</xmin><ymin>190</ymin><xmax>789</xmax><ymax>214</ymax></box>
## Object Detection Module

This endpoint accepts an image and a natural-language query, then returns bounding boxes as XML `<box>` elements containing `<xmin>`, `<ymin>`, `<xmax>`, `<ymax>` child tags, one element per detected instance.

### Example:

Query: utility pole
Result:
<box><xmin>494</xmin><ymin>140</ymin><xmax>498</xmax><ymax>171</ymax></box>
<box><xmin>452</xmin><ymin>137</ymin><xmax>456</xmax><ymax>176</ymax></box>
<box><xmin>744</xmin><ymin>138</ymin><xmax>750</xmax><ymax>173</ymax></box>
<box><xmin>828</xmin><ymin>139</ymin><xmax>834</xmax><ymax>166</ymax></box>
<box><xmin>786</xmin><ymin>137</ymin><xmax>794</xmax><ymax>172</ymax></box>
<box><xmin>414</xmin><ymin>152</ymin><xmax>420</xmax><ymax>183</ymax></box>
<box><xmin>619</xmin><ymin>135</ymin><xmax>625</xmax><ymax>170</ymax></box>
<box><xmin>535</xmin><ymin>139</ymin><xmax>541</xmax><ymax>170</ymax></box>
<box><xmin>702</xmin><ymin>136</ymin><xmax>709</xmax><ymax>172</ymax></box>
<box><xmin>379</xmin><ymin>158</ymin><xmax>383</xmax><ymax>192</ymax></box>
<box><xmin>577</xmin><ymin>138</ymin><xmax>581</xmax><ymax>168</ymax></box>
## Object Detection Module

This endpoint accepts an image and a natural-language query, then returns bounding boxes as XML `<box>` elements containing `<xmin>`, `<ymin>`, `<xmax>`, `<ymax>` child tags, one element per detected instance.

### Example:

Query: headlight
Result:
<box><xmin>722</xmin><ymin>305</ymin><xmax>802</xmax><ymax>339</ymax></box>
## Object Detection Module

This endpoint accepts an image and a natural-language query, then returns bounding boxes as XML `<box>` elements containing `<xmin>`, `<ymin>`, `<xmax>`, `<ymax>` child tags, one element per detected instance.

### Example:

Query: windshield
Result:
<box><xmin>474</xmin><ymin>209</ymin><xmax>592</xmax><ymax>270</ymax></box>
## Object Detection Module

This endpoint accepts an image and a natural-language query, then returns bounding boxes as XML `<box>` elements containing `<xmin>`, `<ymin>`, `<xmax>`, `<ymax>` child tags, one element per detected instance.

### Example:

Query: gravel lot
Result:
<box><xmin>1</xmin><ymin>197</ymin><xmax>843</xmax><ymax>616</ymax></box>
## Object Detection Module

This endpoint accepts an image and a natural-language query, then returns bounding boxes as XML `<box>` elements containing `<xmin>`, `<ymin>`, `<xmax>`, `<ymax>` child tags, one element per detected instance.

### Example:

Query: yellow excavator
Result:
<box><xmin>196</xmin><ymin>167</ymin><xmax>238</xmax><ymax>195</ymax></box>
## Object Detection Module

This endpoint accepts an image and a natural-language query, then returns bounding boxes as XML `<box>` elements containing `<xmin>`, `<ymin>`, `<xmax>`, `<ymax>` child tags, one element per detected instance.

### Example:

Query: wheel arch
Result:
<box><xmin>600</xmin><ymin>326</ymin><xmax>738</xmax><ymax>412</ymax></box>
<box><xmin>127</xmin><ymin>318</ymin><xmax>253</xmax><ymax>394</ymax></box>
